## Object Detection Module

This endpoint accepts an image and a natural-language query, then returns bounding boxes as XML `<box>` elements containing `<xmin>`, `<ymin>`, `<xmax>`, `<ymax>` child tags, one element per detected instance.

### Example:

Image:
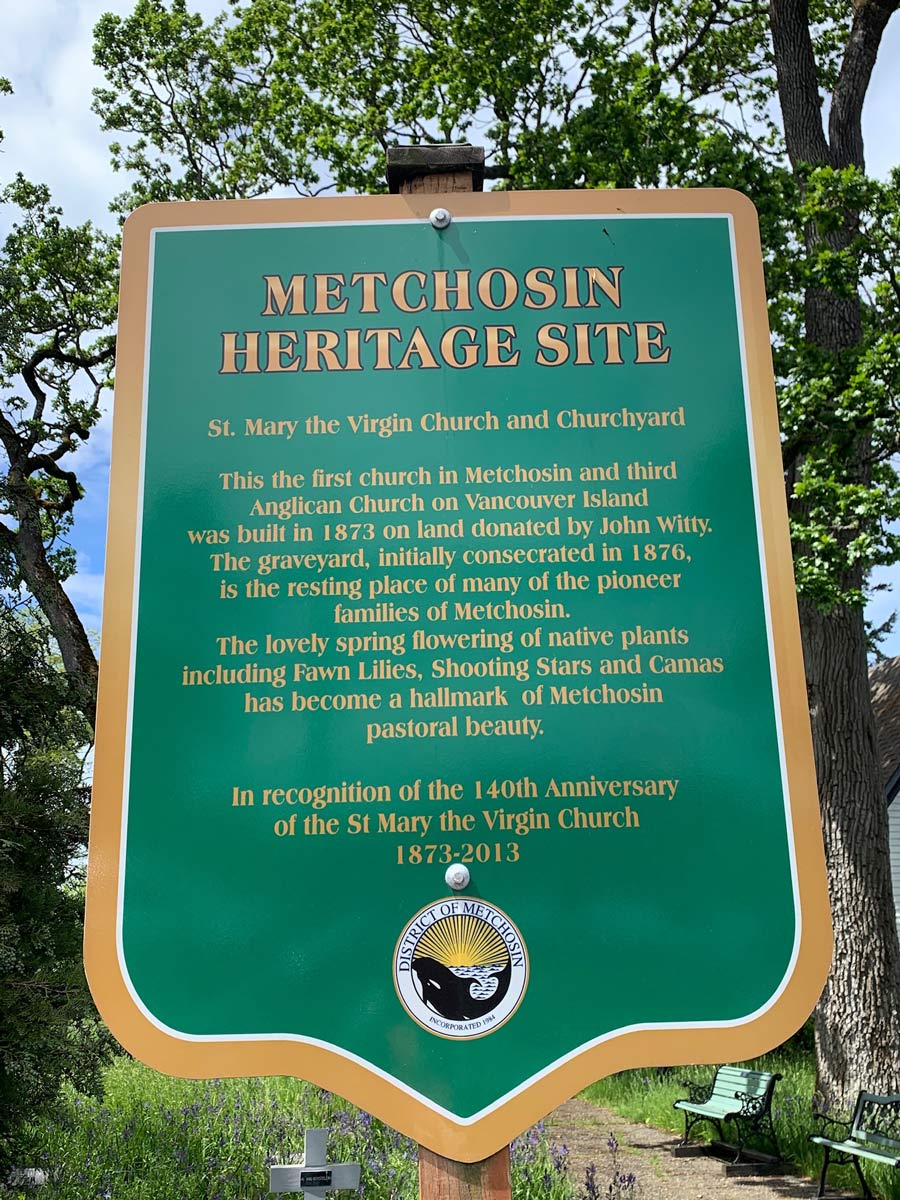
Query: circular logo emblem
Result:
<box><xmin>394</xmin><ymin>898</ymin><xmax>528</xmax><ymax>1039</ymax></box>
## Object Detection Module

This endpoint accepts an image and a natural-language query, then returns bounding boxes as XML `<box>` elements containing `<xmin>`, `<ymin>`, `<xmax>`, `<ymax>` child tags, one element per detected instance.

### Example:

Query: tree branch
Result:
<box><xmin>769</xmin><ymin>0</ymin><xmax>830</xmax><ymax>166</ymax></box>
<box><xmin>22</xmin><ymin>454</ymin><xmax>81</xmax><ymax>515</ymax></box>
<box><xmin>15</xmin><ymin>507</ymin><xmax>98</xmax><ymax>726</ymax></box>
<box><xmin>830</xmin><ymin>0</ymin><xmax>899</xmax><ymax>168</ymax></box>
<box><xmin>54</xmin><ymin>343</ymin><xmax>115</xmax><ymax>371</ymax></box>
<box><xmin>21</xmin><ymin>345</ymin><xmax>54</xmax><ymax>434</ymax></box>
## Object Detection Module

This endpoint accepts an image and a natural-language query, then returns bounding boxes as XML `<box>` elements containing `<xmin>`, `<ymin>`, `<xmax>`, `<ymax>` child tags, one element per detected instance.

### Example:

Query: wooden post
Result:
<box><xmin>418</xmin><ymin>1146</ymin><xmax>510</xmax><ymax>1200</ymax></box>
<box><xmin>385</xmin><ymin>144</ymin><xmax>485</xmax><ymax>195</ymax></box>
<box><xmin>387</xmin><ymin>141</ymin><xmax>507</xmax><ymax>1200</ymax></box>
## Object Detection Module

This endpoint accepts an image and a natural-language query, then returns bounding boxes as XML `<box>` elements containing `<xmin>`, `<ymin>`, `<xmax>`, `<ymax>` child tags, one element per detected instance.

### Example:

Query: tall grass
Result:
<box><xmin>26</xmin><ymin>1046</ymin><xmax>897</xmax><ymax>1197</ymax></box>
<box><xmin>582</xmin><ymin>1049</ymin><xmax>900</xmax><ymax>1200</ymax></box>
<box><xmin>8</xmin><ymin>1058</ymin><xmax>592</xmax><ymax>1200</ymax></box>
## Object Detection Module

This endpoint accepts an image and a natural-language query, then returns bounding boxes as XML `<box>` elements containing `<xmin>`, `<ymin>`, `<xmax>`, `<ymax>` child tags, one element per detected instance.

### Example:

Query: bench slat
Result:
<box><xmin>675</xmin><ymin>1099</ymin><xmax>741</xmax><ymax>1117</ymax></box>
<box><xmin>712</xmin><ymin>1070</ymin><xmax>775</xmax><ymax>1088</ymax></box>
<box><xmin>812</xmin><ymin>1137</ymin><xmax>900</xmax><ymax>1166</ymax></box>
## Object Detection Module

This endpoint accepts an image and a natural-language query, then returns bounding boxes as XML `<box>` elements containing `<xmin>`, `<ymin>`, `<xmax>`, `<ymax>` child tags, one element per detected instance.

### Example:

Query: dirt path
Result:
<box><xmin>546</xmin><ymin>1098</ymin><xmax>845</xmax><ymax>1200</ymax></box>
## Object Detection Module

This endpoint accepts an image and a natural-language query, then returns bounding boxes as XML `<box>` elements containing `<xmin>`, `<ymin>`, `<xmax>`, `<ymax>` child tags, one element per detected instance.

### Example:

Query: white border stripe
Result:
<box><xmin>151</xmin><ymin>211</ymin><xmax>734</xmax><ymax>235</ymax></box>
<box><xmin>116</xmin><ymin>229</ymin><xmax>157</xmax><ymax>985</ymax></box>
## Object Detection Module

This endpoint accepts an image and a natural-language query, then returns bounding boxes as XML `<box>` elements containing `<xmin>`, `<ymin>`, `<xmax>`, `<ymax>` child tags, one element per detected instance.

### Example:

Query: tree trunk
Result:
<box><xmin>801</xmin><ymin>598</ymin><xmax>900</xmax><ymax>1103</ymax></box>
<box><xmin>13</xmin><ymin>483</ymin><xmax>98</xmax><ymax>727</ymax></box>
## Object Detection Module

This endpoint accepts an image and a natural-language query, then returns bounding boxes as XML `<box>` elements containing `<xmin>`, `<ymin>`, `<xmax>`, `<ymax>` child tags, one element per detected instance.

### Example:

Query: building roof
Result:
<box><xmin>870</xmin><ymin>656</ymin><xmax>900</xmax><ymax>801</ymax></box>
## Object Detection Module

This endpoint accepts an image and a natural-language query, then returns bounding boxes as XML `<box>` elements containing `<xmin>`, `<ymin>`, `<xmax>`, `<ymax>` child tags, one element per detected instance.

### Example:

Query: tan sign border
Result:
<box><xmin>86</xmin><ymin>188</ymin><xmax>831</xmax><ymax>1162</ymax></box>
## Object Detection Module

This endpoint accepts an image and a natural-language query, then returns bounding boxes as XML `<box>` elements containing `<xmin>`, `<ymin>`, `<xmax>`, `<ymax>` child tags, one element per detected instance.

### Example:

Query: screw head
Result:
<box><xmin>429</xmin><ymin>207</ymin><xmax>452</xmax><ymax>230</ymax></box>
<box><xmin>445</xmin><ymin>863</ymin><xmax>470</xmax><ymax>890</ymax></box>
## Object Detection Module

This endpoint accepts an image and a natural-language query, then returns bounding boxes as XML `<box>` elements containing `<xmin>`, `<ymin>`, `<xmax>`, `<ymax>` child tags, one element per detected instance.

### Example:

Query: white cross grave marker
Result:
<box><xmin>269</xmin><ymin>1128</ymin><xmax>362</xmax><ymax>1197</ymax></box>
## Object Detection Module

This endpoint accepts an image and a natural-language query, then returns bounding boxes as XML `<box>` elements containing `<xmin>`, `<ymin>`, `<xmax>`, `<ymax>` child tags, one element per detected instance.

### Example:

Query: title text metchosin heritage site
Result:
<box><xmin>219</xmin><ymin>265</ymin><xmax>672</xmax><ymax>380</ymax></box>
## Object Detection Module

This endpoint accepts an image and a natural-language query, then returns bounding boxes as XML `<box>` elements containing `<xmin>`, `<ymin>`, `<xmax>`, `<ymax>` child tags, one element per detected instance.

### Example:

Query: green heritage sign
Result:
<box><xmin>86</xmin><ymin>190</ymin><xmax>830</xmax><ymax>1161</ymax></box>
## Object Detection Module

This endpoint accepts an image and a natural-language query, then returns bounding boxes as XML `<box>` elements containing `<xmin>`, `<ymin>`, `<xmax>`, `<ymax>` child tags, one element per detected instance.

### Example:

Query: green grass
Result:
<box><xmin>581</xmin><ymin>1050</ymin><xmax>900</xmax><ymax>1200</ymax></box>
<box><xmin>8</xmin><ymin>1058</ymin><xmax>589</xmax><ymax>1200</ymax></box>
<box><xmin>20</xmin><ymin>1046</ymin><xmax>899</xmax><ymax>1198</ymax></box>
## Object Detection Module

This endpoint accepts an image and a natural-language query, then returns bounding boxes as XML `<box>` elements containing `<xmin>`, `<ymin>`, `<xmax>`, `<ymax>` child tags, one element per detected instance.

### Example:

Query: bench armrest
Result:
<box><xmin>735</xmin><ymin>1090</ymin><xmax>772</xmax><ymax>1119</ymax></box>
<box><xmin>680</xmin><ymin>1077</ymin><xmax>714</xmax><ymax>1105</ymax></box>
<box><xmin>809</xmin><ymin>1112</ymin><xmax>852</xmax><ymax>1140</ymax></box>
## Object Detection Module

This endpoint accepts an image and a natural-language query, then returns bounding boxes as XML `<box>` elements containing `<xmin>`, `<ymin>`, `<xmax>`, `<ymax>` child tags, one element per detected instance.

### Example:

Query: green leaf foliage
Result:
<box><xmin>0</xmin><ymin>604</ymin><xmax>114</xmax><ymax>1168</ymax></box>
<box><xmin>92</xmin><ymin>0</ymin><xmax>777</xmax><ymax>202</ymax></box>
<box><xmin>768</xmin><ymin>166</ymin><xmax>900</xmax><ymax>607</ymax></box>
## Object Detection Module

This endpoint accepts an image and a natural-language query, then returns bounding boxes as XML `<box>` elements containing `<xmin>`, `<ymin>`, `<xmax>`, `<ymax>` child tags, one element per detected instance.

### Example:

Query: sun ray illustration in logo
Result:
<box><xmin>417</xmin><ymin>915</ymin><xmax>509</xmax><ymax>968</ymax></box>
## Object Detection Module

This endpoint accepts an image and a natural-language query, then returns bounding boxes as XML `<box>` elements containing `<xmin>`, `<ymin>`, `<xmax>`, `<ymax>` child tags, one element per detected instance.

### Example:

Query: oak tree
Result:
<box><xmin>770</xmin><ymin>0</ymin><xmax>900</xmax><ymax>1103</ymax></box>
<box><xmin>0</xmin><ymin>154</ymin><xmax>118</xmax><ymax>725</ymax></box>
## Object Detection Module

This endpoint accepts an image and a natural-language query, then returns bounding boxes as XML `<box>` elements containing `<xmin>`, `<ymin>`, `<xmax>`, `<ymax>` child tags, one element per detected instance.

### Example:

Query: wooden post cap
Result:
<box><xmin>386</xmin><ymin>145</ymin><xmax>485</xmax><ymax>193</ymax></box>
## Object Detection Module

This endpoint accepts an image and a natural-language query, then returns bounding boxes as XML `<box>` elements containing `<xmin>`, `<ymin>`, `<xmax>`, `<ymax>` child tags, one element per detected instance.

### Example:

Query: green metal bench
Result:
<box><xmin>810</xmin><ymin>1092</ymin><xmax>900</xmax><ymax>1198</ymax></box>
<box><xmin>673</xmin><ymin>1065</ymin><xmax>782</xmax><ymax>1161</ymax></box>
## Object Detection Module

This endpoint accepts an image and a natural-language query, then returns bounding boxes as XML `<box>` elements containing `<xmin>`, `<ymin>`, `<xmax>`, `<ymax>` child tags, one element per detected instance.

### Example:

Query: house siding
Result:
<box><xmin>869</xmin><ymin>657</ymin><xmax>900</xmax><ymax>942</ymax></box>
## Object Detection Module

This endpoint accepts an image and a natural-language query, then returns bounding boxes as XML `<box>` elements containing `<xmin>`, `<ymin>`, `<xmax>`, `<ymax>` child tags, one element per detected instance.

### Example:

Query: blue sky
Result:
<box><xmin>1</xmin><ymin>2</ymin><xmax>899</xmax><ymax>650</ymax></box>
